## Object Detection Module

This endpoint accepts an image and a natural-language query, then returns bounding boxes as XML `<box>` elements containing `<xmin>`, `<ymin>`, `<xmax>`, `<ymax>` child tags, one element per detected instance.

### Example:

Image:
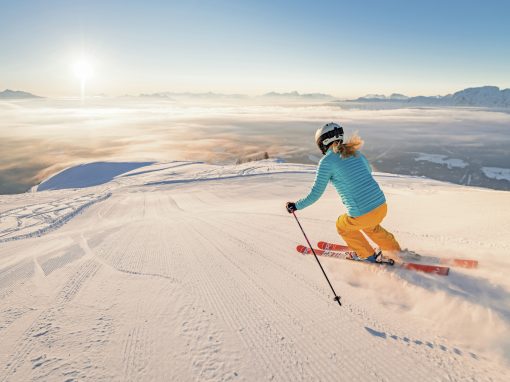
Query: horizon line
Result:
<box><xmin>2</xmin><ymin>84</ymin><xmax>509</xmax><ymax>101</ymax></box>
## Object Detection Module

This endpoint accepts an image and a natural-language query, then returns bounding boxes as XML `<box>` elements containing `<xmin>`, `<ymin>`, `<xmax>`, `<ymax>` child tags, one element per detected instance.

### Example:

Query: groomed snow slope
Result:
<box><xmin>0</xmin><ymin>160</ymin><xmax>509</xmax><ymax>381</ymax></box>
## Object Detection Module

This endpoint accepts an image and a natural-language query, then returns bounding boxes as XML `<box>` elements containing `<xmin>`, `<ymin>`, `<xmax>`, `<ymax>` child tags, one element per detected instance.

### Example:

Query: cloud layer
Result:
<box><xmin>1</xmin><ymin>97</ymin><xmax>509</xmax><ymax>194</ymax></box>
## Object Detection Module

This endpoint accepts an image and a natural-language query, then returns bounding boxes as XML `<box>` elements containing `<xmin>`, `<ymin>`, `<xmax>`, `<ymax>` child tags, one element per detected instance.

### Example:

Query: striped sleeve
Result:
<box><xmin>295</xmin><ymin>159</ymin><xmax>332</xmax><ymax>210</ymax></box>
<box><xmin>360</xmin><ymin>153</ymin><xmax>372</xmax><ymax>173</ymax></box>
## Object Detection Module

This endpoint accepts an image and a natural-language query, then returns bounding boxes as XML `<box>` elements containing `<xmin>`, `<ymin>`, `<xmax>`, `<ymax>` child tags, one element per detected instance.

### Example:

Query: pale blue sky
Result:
<box><xmin>1</xmin><ymin>0</ymin><xmax>509</xmax><ymax>97</ymax></box>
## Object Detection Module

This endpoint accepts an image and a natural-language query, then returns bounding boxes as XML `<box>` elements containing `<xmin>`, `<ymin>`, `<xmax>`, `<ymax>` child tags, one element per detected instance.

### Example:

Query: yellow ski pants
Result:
<box><xmin>336</xmin><ymin>203</ymin><xmax>401</xmax><ymax>259</ymax></box>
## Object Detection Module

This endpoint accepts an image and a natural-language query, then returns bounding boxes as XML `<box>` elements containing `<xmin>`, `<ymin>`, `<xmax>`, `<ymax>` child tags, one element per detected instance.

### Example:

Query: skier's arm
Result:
<box><xmin>360</xmin><ymin>153</ymin><xmax>372</xmax><ymax>174</ymax></box>
<box><xmin>295</xmin><ymin>160</ymin><xmax>332</xmax><ymax>210</ymax></box>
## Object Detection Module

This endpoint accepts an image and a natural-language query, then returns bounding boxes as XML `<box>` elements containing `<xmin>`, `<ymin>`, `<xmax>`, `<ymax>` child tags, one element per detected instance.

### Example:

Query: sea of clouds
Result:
<box><xmin>1</xmin><ymin>96</ymin><xmax>509</xmax><ymax>194</ymax></box>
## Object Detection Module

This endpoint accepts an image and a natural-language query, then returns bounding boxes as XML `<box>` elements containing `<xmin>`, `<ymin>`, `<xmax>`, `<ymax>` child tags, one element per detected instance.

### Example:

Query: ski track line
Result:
<box><xmin>0</xmin><ymin>192</ymin><xmax>111</xmax><ymax>243</ymax></box>
<box><xmin>0</xmin><ymin>194</ymin><xmax>92</xmax><ymax>223</ymax></box>
<box><xmin>208</xmin><ymin>212</ymin><xmax>401</xmax><ymax>295</ymax></box>
<box><xmin>215</xmin><ymin>211</ymin><xmax>303</xmax><ymax>247</ymax></box>
<box><xmin>175</xmin><ymin>218</ymin><xmax>293</xmax><ymax>381</ymax></box>
<box><xmin>184</xmin><ymin>218</ymin><xmax>349</xmax><ymax>381</ymax></box>
<box><xmin>88</xmin><ymin>193</ymin><xmax>231</xmax><ymax>380</ymax></box>
<box><xmin>80</xmin><ymin>215</ymin><xmax>169</xmax><ymax>380</ymax></box>
<box><xmin>91</xmin><ymin>192</ymin><xmax>121</xmax><ymax>221</ymax></box>
<box><xmin>178</xmin><ymin>299</ymin><xmax>231</xmax><ymax>381</ymax></box>
<box><xmin>98</xmin><ymin>192</ymin><xmax>132</xmax><ymax>219</ymax></box>
<box><xmin>190</xmin><ymin>216</ymin><xmax>386</xmax><ymax>380</ymax></box>
<box><xmin>151</xmin><ymin>197</ymin><xmax>241</xmax><ymax>381</ymax></box>
<box><xmin>0</xmin><ymin>259</ymin><xmax>35</xmax><ymax>300</ymax></box>
<box><xmin>208</xmin><ymin>212</ymin><xmax>503</xmax><ymax>379</ymax></box>
<box><xmin>81</xmin><ymin>192</ymin><xmax>184</xmax><ymax>285</ymax></box>
<box><xmin>91</xmin><ymin>227</ymin><xmax>178</xmax><ymax>283</ymax></box>
<box><xmin>149</xmin><ymin>207</ymin><xmax>279</xmax><ymax>380</ymax></box>
<box><xmin>0</xmin><ymin>259</ymin><xmax>101</xmax><ymax>382</ymax></box>
<box><xmin>121</xmin><ymin>303</ymin><xmax>151</xmax><ymax>382</ymax></box>
<box><xmin>0</xmin><ymin>305</ymin><xmax>36</xmax><ymax>334</ymax></box>
<box><xmin>189</xmin><ymin>213</ymin><xmax>492</xmax><ymax>380</ymax></box>
<box><xmin>152</xmin><ymin>196</ymin><xmax>246</xmax><ymax>381</ymax></box>
<box><xmin>201</xmin><ymin>213</ymin><xmax>344</xmax><ymax>314</ymax></box>
<box><xmin>0</xmin><ymin>193</ymin><xmax>87</xmax><ymax>218</ymax></box>
<box><xmin>84</xmin><ymin>225</ymin><xmax>124</xmax><ymax>250</ymax></box>
<box><xmin>122</xmin><ymin>326</ymin><xmax>149</xmax><ymax>381</ymax></box>
<box><xmin>183</xmin><ymin>215</ymin><xmax>426</xmax><ymax>380</ymax></box>
<box><xmin>37</xmin><ymin>244</ymin><xmax>86</xmax><ymax>276</ymax></box>
<box><xmin>199</xmin><ymin>212</ymin><xmax>362</xmax><ymax>307</ymax></box>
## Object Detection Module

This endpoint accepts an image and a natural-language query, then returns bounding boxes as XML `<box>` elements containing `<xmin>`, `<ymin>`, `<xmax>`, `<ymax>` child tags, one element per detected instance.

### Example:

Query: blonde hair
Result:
<box><xmin>332</xmin><ymin>133</ymin><xmax>364</xmax><ymax>158</ymax></box>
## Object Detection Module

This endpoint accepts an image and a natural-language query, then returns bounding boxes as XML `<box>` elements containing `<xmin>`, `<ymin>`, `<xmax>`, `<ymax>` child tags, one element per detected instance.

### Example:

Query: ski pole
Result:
<box><xmin>291</xmin><ymin>211</ymin><xmax>342</xmax><ymax>306</ymax></box>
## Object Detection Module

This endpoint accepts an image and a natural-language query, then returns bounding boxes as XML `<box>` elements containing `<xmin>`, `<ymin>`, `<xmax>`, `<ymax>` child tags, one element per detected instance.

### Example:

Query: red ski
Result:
<box><xmin>318</xmin><ymin>241</ymin><xmax>478</xmax><ymax>269</ymax></box>
<box><xmin>296</xmin><ymin>245</ymin><xmax>449</xmax><ymax>276</ymax></box>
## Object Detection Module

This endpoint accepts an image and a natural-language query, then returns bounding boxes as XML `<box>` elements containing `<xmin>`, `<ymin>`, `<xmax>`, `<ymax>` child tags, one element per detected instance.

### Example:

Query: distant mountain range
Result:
<box><xmin>261</xmin><ymin>91</ymin><xmax>334</xmax><ymax>100</ymax></box>
<box><xmin>138</xmin><ymin>87</ymin><xmax>510</xmax><ymax>107</ymax></box>
<box><xmin>138</xmin><ymin>90</ymin><xmax>334</xmax><ymax>101</ymax></box>
<box><xmin>0</xmin><ymin>89</ymin><xmax>42</xmax><ymax>99</ymax></box>
<box><xmin>352</xmin><ymin>86</ymin><xmax>510</xmax><ymax>108</ymax></box>
<box><xmin>138</xmin><ymin>91</ymin><xmax>248</xmax><ymax>99</ymax></box>
<box><xmin>3</xmin><ymin>86</ymin><xmax>509</xmax><ymax>107</ymax></box>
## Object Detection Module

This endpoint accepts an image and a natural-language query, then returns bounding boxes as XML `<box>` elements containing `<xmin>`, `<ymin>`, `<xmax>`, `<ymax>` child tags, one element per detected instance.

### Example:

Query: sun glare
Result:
<box><xmin>74</xmin><ymin>60</ymin><xmax>93</xmax><ymax>80</ymax></box>
<box><xmin>73</xmin><ymin>57</ymin><xmax>94</xmax><ymax>100</ymax></box>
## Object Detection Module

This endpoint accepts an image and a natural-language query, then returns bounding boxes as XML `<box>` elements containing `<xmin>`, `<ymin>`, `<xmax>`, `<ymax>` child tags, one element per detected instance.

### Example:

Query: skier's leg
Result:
<box><xmin>363</xmin><ymin>224</ymin><xmax>401</xmax><ymax>252</ymax></box>
<box><xmin>336</xmin><ymin>214</ymin><xmax>374</xmax><ymax>258</ymax></box>
<box><xmin>361</xmin><ymin>204</ymin><xmax>401</xmax><ymax>253</ymax></box>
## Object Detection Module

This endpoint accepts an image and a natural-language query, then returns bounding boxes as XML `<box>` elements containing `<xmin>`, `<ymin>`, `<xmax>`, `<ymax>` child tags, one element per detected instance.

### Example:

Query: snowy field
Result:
<box><xmin>413</xmin><ymin>153</ymin><xmax>468</xmax><ymax>169</ymax></box>
<box><xmin>482</xmin><ymin>167</ymin><xmax>510</xmax><ymax>182</ymax></box>
<box><xmin>0</xmin><ymin>160</ymin><xmax>509</xmax><ymax>381</ymax></box>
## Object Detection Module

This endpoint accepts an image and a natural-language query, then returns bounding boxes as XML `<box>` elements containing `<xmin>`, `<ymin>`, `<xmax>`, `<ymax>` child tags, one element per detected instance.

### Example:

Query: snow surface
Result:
<box><xmin>414</xmin><ymin>153</ymin><xmax>468</xmax><ymax>169</ymax></box>
<box><xmin>1</xmin><ymin>159</ymin><xmax>509</xmax><ymax>381</ymax></box>
<box><xmin>482</xmin><ymin>167</ymin><xmax>510</xmax><ymax>182</ymax></box>
<box><xmin>36</xmin><ymin>162</ymin><xmax>155</xmax><ymax>191</ymax></box>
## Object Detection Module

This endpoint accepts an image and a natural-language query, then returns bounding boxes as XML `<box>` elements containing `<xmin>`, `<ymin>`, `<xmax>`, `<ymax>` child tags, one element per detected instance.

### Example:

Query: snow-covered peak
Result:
<box><xmin>352</xmin><ymin>86</ymin><xmax>510</xmax><ymax>107</ymax></box>
<box><xmin>449</xmin><ymin>86</ymin><xmax>508</xmax><ymax>106</ymax></box>
<box><xmin>261</xmin><ymin>91</ymin><xmax>335</xmax><ymax>100</ymax></box>
<box><xmin>0</xmin><ymin>89</ymin><xmax>42</xmax><ymax>99</ymax></box>
<box><xmin>358</xmin><ymin>93</ymin><xmax>410</xmax><ymax>101</ymax></box>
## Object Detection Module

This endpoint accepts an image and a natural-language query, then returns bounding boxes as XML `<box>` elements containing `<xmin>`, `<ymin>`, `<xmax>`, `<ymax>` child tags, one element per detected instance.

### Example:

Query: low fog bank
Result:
<box><xmin>1</xmin><ymin>97</ymin><xmax>509</xmax><ymax>194</ymax></box>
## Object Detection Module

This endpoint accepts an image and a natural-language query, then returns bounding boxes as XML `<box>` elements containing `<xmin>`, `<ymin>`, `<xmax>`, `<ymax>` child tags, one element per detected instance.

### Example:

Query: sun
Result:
<box><xmin>74</xmin><ymin>59</ymin><xmax>93</xmax><ymax>81</ymax></box>
<box><xmin>73</xmin><ymin>57</ymin><xmax>94</xmax><ymax>99</ymax></box>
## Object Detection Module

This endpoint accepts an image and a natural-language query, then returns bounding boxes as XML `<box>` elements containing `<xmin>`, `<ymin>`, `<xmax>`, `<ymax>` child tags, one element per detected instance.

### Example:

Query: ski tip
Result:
<box><xmin>317</xmin><ymin>241</ymin><xmax>350</xmax><ymax>251</ymax></box>
<box><xmin>452</xmin><ymin>259</ymin><xmax>478</xmax><ymax>269</ymax></box>
<box><xmin>438</xmin><ymin>258</ymin><xmax>478</xmax><ymax>269</ymax></box>
<box><xmin>296</xmin><ymin>245</ymin><xmax>310</xmax><ymax>254</ymax></box>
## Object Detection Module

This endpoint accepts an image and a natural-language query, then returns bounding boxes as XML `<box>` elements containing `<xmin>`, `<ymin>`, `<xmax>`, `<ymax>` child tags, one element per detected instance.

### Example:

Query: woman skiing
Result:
<box><xmin>286</xmin><ymin>122</ymin><xmax>401</xmax><ymax>263</ymax></box>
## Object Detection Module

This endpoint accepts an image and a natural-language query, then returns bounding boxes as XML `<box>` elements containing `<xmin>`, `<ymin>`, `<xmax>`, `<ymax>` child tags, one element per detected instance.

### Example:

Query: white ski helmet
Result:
<box><xmin>315</xmin><ymin>122</ymin><xmax>344</xmax><ymax>154</ymax></box>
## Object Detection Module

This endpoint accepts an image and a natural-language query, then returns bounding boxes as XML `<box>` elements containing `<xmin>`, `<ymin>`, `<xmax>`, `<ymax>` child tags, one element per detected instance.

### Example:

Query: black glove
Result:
<box><xmin>286</xmin><ymin>202</ymin><xmax>297</xmax><ymax>214</ymax></box>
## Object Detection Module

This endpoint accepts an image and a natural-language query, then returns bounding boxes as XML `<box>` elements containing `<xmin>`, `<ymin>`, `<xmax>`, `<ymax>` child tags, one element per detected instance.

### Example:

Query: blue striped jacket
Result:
<box><xmin>295</xmin><ymin>149</ymin><xmax>385</xmax><ymax>217</ymax></box>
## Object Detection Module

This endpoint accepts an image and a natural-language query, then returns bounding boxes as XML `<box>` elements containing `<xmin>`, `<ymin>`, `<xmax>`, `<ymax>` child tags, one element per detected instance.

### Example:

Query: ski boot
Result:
<box><xmin>364</xmin><ymin>250</ymin><xmax>384</xmax><ymax>263</ymax></box>
<box><xmin>367</xmin><ymin>250</ymin><xmax>396</xmax><ymax>266</ymax></box>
